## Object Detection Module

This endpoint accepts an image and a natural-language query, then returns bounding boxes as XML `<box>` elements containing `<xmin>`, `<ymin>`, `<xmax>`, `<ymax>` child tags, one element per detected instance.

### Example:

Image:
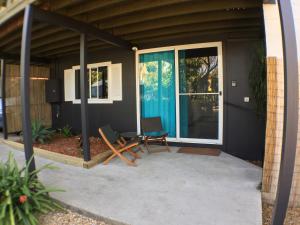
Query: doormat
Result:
<box><xmin>177</xmin><ymin>147</ymin><xmax>221</xmax><ymax>156</ymax></box>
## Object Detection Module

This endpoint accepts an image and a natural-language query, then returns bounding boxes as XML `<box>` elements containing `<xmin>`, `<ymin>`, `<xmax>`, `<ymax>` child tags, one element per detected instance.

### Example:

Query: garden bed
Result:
<box><xmin>33</xmin><ymin>135</ymin><xmax>109</xmax><ymax>158</ymax></box>
<box><xmin>1</xmin><ymin>135</ymin><xmax>112</xmax><ymax>168</ymax></box>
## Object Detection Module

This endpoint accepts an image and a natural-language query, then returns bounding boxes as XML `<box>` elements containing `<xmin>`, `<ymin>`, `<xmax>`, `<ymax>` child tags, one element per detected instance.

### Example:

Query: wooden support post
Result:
<box><xmin>271</xmin><ymin>0</ymin><xmax>299</xmax><ymax>224</ymax></box>
<box><xmin>0</xmin><ymin>59</ymin><xmax>8</xmax><ymax>139</ymax></box>
<box><xmin>20</xmin><ymin>5</ymin><xmax>35</xmax><ymax>172</ymax></box>
<box><xmin>80</xmin><ymin>33</ymin><xmax>91</xmax><ymax>161</ymax></box>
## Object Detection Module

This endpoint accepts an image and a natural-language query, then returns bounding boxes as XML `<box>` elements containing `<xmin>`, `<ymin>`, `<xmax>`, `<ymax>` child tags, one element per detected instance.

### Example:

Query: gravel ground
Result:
<box><xmin>263</xmin><ymin>203</ymin><xmax>300</xmax><ymax>225</ymax></box>
<box><xmin>38</xmin><ymin>209</ymin><xmax>111</xmax><ymax>225</ymax></box>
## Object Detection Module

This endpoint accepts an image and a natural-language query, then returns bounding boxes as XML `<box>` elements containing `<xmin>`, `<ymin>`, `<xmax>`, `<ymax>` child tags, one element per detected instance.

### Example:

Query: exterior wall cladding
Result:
<box><xmin>50</xmin><ymin>35</ymin><xmax>266</xmax><ymax>161</ymax></box>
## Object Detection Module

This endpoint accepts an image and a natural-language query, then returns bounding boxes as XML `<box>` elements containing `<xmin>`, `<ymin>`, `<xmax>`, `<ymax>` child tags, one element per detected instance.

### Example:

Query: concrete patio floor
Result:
<box><xmin>0</xmin><ymin>143</ymin><xmax>262</xmax><ymax>225</ymax></box>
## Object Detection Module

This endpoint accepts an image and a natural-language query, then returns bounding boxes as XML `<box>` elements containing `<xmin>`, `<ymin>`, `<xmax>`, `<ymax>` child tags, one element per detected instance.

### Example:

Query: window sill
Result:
<box><xmin>72</xmin><ymin>99</ymin><xmax>113</xmax><ymax>104</ymax></box>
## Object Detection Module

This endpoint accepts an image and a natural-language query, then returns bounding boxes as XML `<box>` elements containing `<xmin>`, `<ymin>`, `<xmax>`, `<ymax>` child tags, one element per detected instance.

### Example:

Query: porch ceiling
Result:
<box><xmin>0</xmin><ymin>0</ymin><xmax>264</xmax><ymax>59</ymax></box>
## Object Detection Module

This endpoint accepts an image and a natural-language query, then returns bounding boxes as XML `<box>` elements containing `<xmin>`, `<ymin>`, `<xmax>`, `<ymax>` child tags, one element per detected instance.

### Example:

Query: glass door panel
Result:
<box><xmin>179</xmin><ymin>47</ymin><xmax>219</xmax><ymax>139</ymax></box>
<box><xmin>139</xmin><ymin>51</ymin><xmax>176</xmax><ymax>137</ymax></box>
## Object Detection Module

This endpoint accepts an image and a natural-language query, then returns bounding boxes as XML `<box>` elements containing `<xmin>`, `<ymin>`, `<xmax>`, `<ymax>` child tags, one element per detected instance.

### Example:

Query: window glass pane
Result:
<box><xmin>180</xmin><ymin>94</ymin><xmax>219</xmax><ymax>139</ymax></box>
<box><xmin>98</xmin><ymin>66</ymin><xmax>108</xmax><ymax>99</ymax></box>
<box><xmin>139</xmin><ymin>51</ymin><xmax>176</xmax><ymax>137</ymax></box>
<box><xmin>75</xmin><ymin>69</ymin><xmax>80</xmax><ymax>99</ymax></box>
<box><xmin>87</xmin><ymin>69</ymin><xmax>90</xmax><ymax>98</ymax></box>
<box><xmin>179</xmin><ymin>47</ymin><xmax>218</xmax><ymax>93</ymax></box>
<box><xmin>91</xmin><ymin>68</ymin><xmax>98</xmax><ymax>98</ymax></box>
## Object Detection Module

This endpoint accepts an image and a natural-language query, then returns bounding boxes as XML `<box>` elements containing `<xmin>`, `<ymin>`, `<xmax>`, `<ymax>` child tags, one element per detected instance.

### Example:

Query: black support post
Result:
<box><xmin>20</xmin><ymin>5</ymin><xmax>35</xmax><ymax>172</ymax></box>
<box><xmin>80</xmin><ymin>33</ymin><xmax>91</xmax><ymax>161</ymax></box>
<box><xmin>1</xmin><ymin>59</ymin><xmax>8</xmax><ymax>139</ymax></box>
<box><xmin>17</xmin><ymin>2</ymin><xmax>133</xmax><ymax>166</ymax></box>
<box><xmin>271</xmin><ymin>0</ymin><xmax>299</xmax><ymax>224</ymax></box>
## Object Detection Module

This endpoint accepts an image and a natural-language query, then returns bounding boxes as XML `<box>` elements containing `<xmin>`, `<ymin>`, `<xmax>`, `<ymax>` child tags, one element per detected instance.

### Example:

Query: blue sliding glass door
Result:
<box><xmin>139</xmin><ymin>51</ymin><xmax>176</xmax><ymax>137</ymax></box>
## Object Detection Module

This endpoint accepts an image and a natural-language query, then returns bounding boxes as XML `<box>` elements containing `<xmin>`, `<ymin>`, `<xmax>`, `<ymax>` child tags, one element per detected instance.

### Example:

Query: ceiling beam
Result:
<box><xmin>2</xmin><ymin>0</ymin><xmax>188</xmax><ymax>47</ymax></box>
<box><xmin>6</xmin><ymin>8</ymin><xmax>262</xmax><ymax>53</ymax></box>
<box><xmin>32</xmin><ymin>35</ymin><xmax>91</xmax><ymax>54</ymax></box>
<box><xmin>0</xmin><ymin>0</ymin><xmax>80</xmax><ymax>44</ymax></box>
<box><xmin>122</xmin><ymin>19</ymin><xmax>261</xmax><ymax>40</ymax></box>
<box><xmin>35</xmin><ymin>40</ymin><xmax>102</xmax><ymax>57</ymax></box>
<box><xmin>40</xmin><ymin>25</ymin><xmax>261</xmax><ymax>56</ymax></box>
<box><xmin>63</xmin><ymin>0</ymin><xmax>126</xmax><ymax>16</ymax></box>
<box><xmin>86</xmin><ymin>0</ymin><xmax>193</xmax><ymax>23</ymax></box>
<box><xmin>1</xmin><ymin>0</ymin><xmax>262</xmax><ymax>50</ymax></box>
<box><xmin>134</xmin><ymin>28</ymin><xmax>262</xmax><ymax>46</ymax></box>
<box><xmin>97</xmin><ymin>0</ymin><xmax>261</xmax><ymax>29</ymax></box>
<box><xmin>28</xmin><ymin>9</ymin><xmax>260</xmax><ymax>50</ymax></box>
<box><xmin>112</xmin><ymin>10</ymin><xmax>261</xmax><ymax>35</ymax></box>
<box><xmin>45</xmin><ymin>27</ymin><xmax>262</xmax><ymax>58</ymax></box>
<box><xmin>0</xmin><ymin>0</ymin><xmax>125</xmax><ymax>48</ymax></box>
<box><xmin>0</xmin><ymin>14</ymin><xmax>23</xmax><ymax>39</ymax></box>
<box><xmin>31</xmin><ymin>18</ymin><xmax>261</xmax><ymax>55</ymax></box>
<box><xmin>48</xmin><ymin>0</ymin><xmax>84</xmax><ymax>11</ymax></box>
<box><xmin>0</xmin><ymin>52</ymin><xmax>50</xmax><ymax>64</ymax></box>
<box><xmin>27</xmin><ymin>10</ymin><xmax>261</xmax><ymax>49</ymax></box>
<box><xmin>31</xmin><ymin>5</ymin><xmax>133</xmax><ymax>49</ymax></box>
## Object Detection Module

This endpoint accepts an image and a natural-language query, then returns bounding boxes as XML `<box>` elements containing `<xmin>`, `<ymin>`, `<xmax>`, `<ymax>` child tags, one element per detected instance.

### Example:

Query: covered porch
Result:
<box><xmin>0</xmin><ymin>0</ymin><xmax>266</xmax><ymax>162</ymax></box>
<box><xmin>0</xmin><ymin>143</ymin><xmax>262</xmax><ymax>225</ymax></box>
<box><xmin>0</xmin><ymin>0</ymin><xmax>299</xmax><ymax>225</ymax></box>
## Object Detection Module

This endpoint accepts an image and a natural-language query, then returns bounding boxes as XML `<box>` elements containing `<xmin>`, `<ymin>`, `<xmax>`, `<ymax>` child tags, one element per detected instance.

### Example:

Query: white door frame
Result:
<box><xmin>135</xmin><ymin>42</ymin><xmax>223</xmax><ymax>145</ymax></box>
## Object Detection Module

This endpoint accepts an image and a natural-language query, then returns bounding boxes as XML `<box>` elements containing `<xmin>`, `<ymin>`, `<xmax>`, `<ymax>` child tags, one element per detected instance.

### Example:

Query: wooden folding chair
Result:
<box><xmin>99</xmin><ymin>125</ymin><xmax>141</xmax><ymax>166</ymax></box>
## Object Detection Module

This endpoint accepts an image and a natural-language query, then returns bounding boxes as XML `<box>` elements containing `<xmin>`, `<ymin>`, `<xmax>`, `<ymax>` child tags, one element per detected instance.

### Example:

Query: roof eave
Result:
<box><xmin>0</xmin><ymin>0</ymin><xmax>37</xmax><ymax>26</ymax></box>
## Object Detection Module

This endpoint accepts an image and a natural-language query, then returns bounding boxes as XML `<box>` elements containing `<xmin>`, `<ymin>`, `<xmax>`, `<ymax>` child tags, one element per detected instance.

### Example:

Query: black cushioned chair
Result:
<box><xmin>141</xmin><ymin>117</ymin><xmax>170</xmax><ymax>152</ymax></box>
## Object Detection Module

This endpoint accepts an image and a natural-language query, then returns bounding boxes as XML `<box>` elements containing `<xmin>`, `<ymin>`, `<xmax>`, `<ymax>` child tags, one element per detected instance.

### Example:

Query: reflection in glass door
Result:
<box><xmin>178</xmin><ymin>47</ymin><xmax>220</xmax><ymax>140</ymax></box>
<box><xmin>139</xmin><ymin>51</ymin><xmax>176</xmax><ymax>137</ymax></box>
<box><xmin>137</xmin><ymin>43</ymin><xmax>223</xmax><ymax>144</ymax></box>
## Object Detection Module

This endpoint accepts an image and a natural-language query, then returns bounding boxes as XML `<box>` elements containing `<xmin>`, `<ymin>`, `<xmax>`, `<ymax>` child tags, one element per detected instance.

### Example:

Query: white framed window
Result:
<box><xmin>64</xmin><ymin>61</ymin><xmax>122</xmax><ymax>104</ymax></box>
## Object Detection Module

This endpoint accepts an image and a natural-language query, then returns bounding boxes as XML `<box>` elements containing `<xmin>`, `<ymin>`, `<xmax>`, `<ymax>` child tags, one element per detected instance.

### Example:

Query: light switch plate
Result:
<box><xmin>244</xmin><ymin>97</ymin><xmax>250</xmax><ymax>103</ymax></box>
<box><xmin>231</xmin><ymin>80</ymin><xmax>237</xmax><ymax>87</ymax></box>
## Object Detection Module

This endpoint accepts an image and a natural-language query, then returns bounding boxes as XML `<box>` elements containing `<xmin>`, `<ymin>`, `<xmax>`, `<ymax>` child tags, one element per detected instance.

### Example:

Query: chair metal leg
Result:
<box><xmin>127</xmin><ymin>148</ymin><xmax>141</xmax><ymax>159</ymax></box>
<box><xmin>144</xmin><ymin>137</ymin><xmax>150</xmax><ymax>153</ymax></box>
<box><xmin>163</xmin><ymin>136</ymin><xmax>170</xmax><ymax>152</ymax></box>
<box><xmin>138</xmin><ymin>146</ymin><xmax>144</xmax><ymax>153</ymax></box>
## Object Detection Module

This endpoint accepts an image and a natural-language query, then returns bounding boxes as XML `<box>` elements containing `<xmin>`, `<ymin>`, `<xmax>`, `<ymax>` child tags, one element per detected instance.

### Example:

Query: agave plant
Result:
<box><xmin>0</xmin><ymin>153</ymin><xmax>63</xmax><ymax>225</ymax></box>
<box><xmin>58</xmin><ymin>125</ymin><xmax>73</xmax><ymax>137</ymax></box>
<box><xmin>31</xmin><ymin>120</ymin><xmax>55</xmax><ymax>144</ymax></box>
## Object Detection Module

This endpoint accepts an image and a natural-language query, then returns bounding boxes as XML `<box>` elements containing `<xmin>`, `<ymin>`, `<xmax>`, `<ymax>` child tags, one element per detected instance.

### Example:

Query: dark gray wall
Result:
<box><xmin>51</xmin><ymin>48</ymin><xmax>137</xmax><ymax>135</ymax></box>
<box><xmin>224</xmin><ymin>40</ymin><xmax>265</xmax><ymax>160</ymax></box>
<box><xmin>50</xmin><ymin>34</ymin><xmax>265</xmax><ymax>161</ymax></box>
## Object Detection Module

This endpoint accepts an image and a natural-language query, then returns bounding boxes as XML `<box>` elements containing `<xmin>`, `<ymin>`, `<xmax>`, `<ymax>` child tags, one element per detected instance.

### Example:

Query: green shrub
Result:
<box><xmin>32</xmin><ymin>120</ymin><xmax>55</xmax><ymax>144</ymax></box>
<box><xmin>58</xmin><ymin>125</ymin><xmax>73</xmax><ymax>137</ymax></box>
<box><xmin>249</xmin><ymin>42</ymin><xmax>267</xmax><ymax>119</ymax></box>
<box><xmin>0</xmin><ymin>153</ymin><xmax>63</xmax><ymax>225</ymax></box>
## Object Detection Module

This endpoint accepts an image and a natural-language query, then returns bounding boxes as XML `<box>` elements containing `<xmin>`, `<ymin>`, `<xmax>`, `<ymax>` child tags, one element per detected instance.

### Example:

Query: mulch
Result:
<box><xmin>33</xmin><ymin>135</ymin><xmax>109</xmax><ymax>158</ymax></box>
<box><xmin>263</xmin><ymin>203</ymin><xmax>300</xmax><ymax>225</ymax></box>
